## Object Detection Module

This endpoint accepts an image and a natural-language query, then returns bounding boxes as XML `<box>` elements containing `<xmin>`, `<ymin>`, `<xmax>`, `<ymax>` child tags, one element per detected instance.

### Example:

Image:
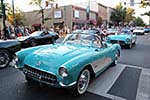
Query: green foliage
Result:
<box><xmin>96</xmin><ymin>16</ymin><xmax>102</xmax><ymax>26</ymax></box>
<box><xmin>142</xmin><ymin>11</ymin><xmax>150</xmax><ymax>17</ymax></box>
<box><xmin>110</xmin><ymin>2</ymin><xmax>127</xmax><ymax>25</ymax></box>
<box><xmin>140</xmin><ymin>0</ymin><xmax>150</xmax><ymax>17</ymax></box>
<box><xmin>110</xmin><ymin>2</ymin><xmax>135</xmax><ymax>26</ymax></box>
<box><xmin>29</xmin><ymin>0</ymin><xmax>55</xmax><ymax>24</ymax></box>
<box><xmin>0</xmin><ymin>3</ymin><xmax>25</xmax><ymax>26</ymax></box>
<box><xmin>134</xmin><ymin>17</ymin><xmax>146</xmax><ymax>26</ymax></box>
<box><xmin>125</xmin><ymin>8</ymin><xmax>135</xmax><ymax>23</ymax></box>
<box><xmin>29</xmin><ymin>0</ymin><xmax>55</xmax><ymax>9</ymax></box>
<box><xmin>140</xmin><ymin>0</ymin><xmax>150</xmax><ymax>8</ymax></box>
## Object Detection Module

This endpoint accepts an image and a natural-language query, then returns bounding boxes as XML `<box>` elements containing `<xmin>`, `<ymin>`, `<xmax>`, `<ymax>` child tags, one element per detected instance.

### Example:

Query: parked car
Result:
<box><xmin>15</xmin><ymin>32</ymin><xmax>121</xmax><ymax>95</ymax></box>
<box><xmin>0</xmin><ymin>40</ymin><xmax>21</xmax><ymax>68</ymax></box>
<box><xmin>17</xmin><ymin>31</ymin><xmax>59</xmax><ymax>47</ymax></box>
<box><xmin>144</xmin><ymin>28</ymin><xmax>150</xmax><ymax>33</ymax></box>
<box><xmin>107</xmin><ymin>29</ymin><xmax>137</xmax><ymax>48</ymax></box>
<box><xmin>133</xmin><ymin>27</ymin><xmax>145</xmax><ymax>35</ymax></box>
<box><xmin>107</xmin><ymin>28</ymin><xmax>118</xmax><ymax>36</ymax></box>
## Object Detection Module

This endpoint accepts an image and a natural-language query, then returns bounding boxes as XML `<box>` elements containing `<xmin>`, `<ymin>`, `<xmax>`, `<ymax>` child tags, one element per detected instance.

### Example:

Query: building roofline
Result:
<box><xmin>98</xmin><ymin>3</ymin><xmax>107</xmax><ymax>8</ymax></box>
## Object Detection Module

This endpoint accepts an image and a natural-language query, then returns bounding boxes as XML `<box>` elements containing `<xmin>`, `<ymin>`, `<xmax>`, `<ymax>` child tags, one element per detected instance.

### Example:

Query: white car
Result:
<box><xmin>133</xmin><ymin>28</ymin><xmax>145</xmax><ymax>35</ymax></box>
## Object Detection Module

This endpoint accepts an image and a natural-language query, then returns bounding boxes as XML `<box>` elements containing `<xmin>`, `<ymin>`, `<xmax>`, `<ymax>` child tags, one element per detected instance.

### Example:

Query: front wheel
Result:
<box><xmin>127</xmin><ymin>42</ymin><xmax>132</xmax><ymax>49</ymax></box>
<box><xmin>30</xmin><ymin>39</ymin><xmax>37</xmax><ymax>47</ymax></box>
<box><xmin>112</xmin><ymin>51</ymin><xmax>120</xmax><ymax>66</ymax></box>
<box><xmin>0</xmin><ymin>49</ymin><xmax>11</xmax><ymax>68</ymax></box>
<box><xmin>72</xmin><ymin>68</ymin><xmax>90</xmax><ymax>95</ymax></box>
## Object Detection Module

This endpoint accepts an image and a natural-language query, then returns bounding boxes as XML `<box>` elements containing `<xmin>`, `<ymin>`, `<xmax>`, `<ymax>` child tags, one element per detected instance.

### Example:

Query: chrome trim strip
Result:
<box><xmin>91</xmin><ymin>57</ymin><xmax>112</xmax><ymax>73</ymax></box>
<box><xmin>59</xmin><ymin>81</ymin><xmax>77</xmax><ymax>87</ymax></box>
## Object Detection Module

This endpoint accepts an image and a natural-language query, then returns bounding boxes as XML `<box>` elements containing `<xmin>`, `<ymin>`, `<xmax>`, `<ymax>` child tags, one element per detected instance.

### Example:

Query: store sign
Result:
<box><xmin>74</xmin><ymin>10</ymin><xmax>79</xmax><ymax>18</ymax></box>
<box><xmin>54</xmin><ymin>10</ymin><xmax>62</xmax><ymax>19</ymax></box>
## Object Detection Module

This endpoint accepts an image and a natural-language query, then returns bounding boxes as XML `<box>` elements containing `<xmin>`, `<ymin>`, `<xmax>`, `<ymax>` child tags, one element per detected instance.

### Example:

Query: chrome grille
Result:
<box><xmin>110</xmin><ymin>40</ymin><xmax>125</xmax><ymax>44</ymax></box>
<box><xmin>23</xmin><ymin>65</ymin><xmax>57</xmax><ymax>84</ymax></box>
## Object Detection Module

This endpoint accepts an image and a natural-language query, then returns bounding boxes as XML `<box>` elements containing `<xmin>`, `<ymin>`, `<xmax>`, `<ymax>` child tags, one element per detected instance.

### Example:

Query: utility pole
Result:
<box><xmin>12</xmin><ymin>0</ymin><xmax>16</xmax><ymax>28</ymax></box>
<box><xmin>86</xmin><ymin>0</ymin><xmax>90</xmax><ymax>21</ymax></box>
<box><xmin>41</xmin><ymin>8</ymin><xmax>44</xmax><ymax>24</ymax></box>
<box><xmin>1</xmin><ymin>0</ymin><xmax>6</xmax><ymax>31</ymax></box>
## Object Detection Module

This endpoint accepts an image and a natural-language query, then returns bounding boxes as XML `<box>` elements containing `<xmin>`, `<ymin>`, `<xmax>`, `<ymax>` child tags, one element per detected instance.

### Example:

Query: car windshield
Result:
<box><xmin>63</xmin><ymin>33</ymin><xmax>102</xmax><ymax>48</ymax></box>
<box><xmin>30</xmin><ymin>31</ymin><xmax>41</xmax><ymax>36</ymax></box>
<box><xmin>117</xmin><ymin>29</ymin><xmax>131</xmax><ymax>35</ymax></box>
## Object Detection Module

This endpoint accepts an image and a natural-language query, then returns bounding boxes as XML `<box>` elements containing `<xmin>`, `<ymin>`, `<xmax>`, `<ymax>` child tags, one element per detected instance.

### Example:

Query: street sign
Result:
<box><xmin>130</xmin><ymin>0</ymin><xmax>134</xmax><ymax>6</ymax></box>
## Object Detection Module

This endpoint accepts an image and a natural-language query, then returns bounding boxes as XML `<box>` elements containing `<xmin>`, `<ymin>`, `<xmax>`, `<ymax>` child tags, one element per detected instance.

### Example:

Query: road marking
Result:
<box><xmin>10</xmin><ymin>60</ymin><xmax>150</xmax><ymax>100</ymax></box>
<box><xmin>87</xmin><ymin>63</ymin><xmax>150</xmax><ymax>100</ymax></box>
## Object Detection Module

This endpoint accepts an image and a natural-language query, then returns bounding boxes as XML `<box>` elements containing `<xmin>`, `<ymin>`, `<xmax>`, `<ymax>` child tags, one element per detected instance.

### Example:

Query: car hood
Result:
<box><xmin>108</xmin><ymin>34</ymin><xmax>131</xmax><ymax>40</ymax></box>
<box><xmin>0</xmin><ymin>39</ymin><xmax>20</xmax><ymax>47</ymax></box>
<box><xmin>24</xmin><ymin>44</ymin><xmax>92</xmax><ymax>73</ymax></box>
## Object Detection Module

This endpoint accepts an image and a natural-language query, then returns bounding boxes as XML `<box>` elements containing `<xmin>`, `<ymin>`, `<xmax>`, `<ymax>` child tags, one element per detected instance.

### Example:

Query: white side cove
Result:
<box><xmin>91</xmin><ymin>57</ymin><xmax>112</xmax><ymax>73</ymax></box>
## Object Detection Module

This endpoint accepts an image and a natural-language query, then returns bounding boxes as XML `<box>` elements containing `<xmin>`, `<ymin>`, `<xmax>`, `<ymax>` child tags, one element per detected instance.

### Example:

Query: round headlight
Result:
<box><xmin>126</xmin><ymin>38</ymin><xmax>131</xmax><ymax>42</ymax></box>
<box><xmin>15</xmin><ymin>56</ymin><xmax>19</xmax><ymax>62</ymax></box>
<box><xmin>59</xmin><ymin>67</ymin><xmax>68</xmax><ymax>78</ymax></box>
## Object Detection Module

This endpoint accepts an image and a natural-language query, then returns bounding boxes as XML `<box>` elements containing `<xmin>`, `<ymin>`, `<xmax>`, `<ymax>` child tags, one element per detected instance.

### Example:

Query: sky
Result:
<box><xmin>5</xmin><ymin>0</ymin><xmax>150</xmax><ymax>24</ymax></box>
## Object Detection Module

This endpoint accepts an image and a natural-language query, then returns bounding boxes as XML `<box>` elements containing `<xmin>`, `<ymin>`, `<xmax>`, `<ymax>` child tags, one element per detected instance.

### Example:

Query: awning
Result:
<box><xmin>89</xmin><ymin>20</ymin><xmax>97</xmax><ymax>25</ymax></box>
<box><xmin>32</xmin><ymin>23</ymin><xmax>41</xmax><ymax>27</ymax></box>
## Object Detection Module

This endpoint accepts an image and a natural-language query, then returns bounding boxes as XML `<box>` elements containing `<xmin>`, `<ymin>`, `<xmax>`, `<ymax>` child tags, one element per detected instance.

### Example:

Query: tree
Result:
<box><xmin>110</xmin><ymin>2</ymin><xmax>126</xmax><ymax>26</ymax></box>
<box><xmin>111</xmin><ymin>2</ymin><xmax>136</xmax><ymax>26</ymax></box>
<box><xmin>7</xmin><ymin>6</ymin><xmax>25</xmax><ymax>26</ymax></box>
<box><xmin>0</xmin><ymin>3</ymin><xmax>25</xmax><ymax>26</ymax></box>
<box><xmin>140</xmin><ymin>0</ymin><xmax>150</xmax><ymax>8</ymax></box>
<box><xmin>29</xmin><ymin>0</ymin><xmax>55</xmax><ymax>25</ymax></box>
<box><xmin>96</xmin><ymin>16</ymin><xmax>102</xmax><ymax>26</ymax></box>
<box><xmin>140</xmin><ymin>0</ymin><xmax>150</xmax><ymax>18</ymax></box>
<box><xmin>124</xmin><ymin>7</ymin><xmax>135</xmax><ymax>24</ymax></box>
<box><xmin>134</xmin><ymin>16</ymin><xmax>145</xmax><ymax>26</ymax></box>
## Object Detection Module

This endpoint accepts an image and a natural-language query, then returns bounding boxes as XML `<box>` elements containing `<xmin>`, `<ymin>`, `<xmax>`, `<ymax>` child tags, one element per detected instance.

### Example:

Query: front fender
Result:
<box><xmin>61</xmin><ymin>52</ymin><xmax>96</xmax><ymax>86</ymax></box>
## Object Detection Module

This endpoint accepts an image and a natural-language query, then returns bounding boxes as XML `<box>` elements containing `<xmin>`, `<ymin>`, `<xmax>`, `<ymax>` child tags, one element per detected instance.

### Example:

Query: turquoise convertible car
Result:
<box><xmin>15</xmin><ymin>32</ymin><xmax>121</xmax><ymax>95</ymax></box>
<box><xmin>107</xmin><ymin>29</ymin><xmax>137</xmax><ymax>48</ymax></box>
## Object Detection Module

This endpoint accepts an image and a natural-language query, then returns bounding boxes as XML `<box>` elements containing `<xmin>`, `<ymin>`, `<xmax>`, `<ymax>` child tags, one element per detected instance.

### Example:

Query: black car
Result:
<box><xmin>0</xmin><ymin>40</ymin><xmax>21</xmax><ymax>68</ymax></box>
<box><xmin>17</xmin><ymin>31</ymin><xmax>59</xmax><ymax>47</ymax></box>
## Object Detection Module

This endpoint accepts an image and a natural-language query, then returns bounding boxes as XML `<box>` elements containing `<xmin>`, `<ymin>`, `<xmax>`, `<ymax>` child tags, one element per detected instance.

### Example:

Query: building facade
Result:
<box><xmin>24</xmin><ymin>5</ymin><xmax>98</xmax><ymax>31</ymax></box>
<box><xmin>107</xmin><ymin>7</ymin><xmax>115</xmax><ymax>27</ymax></box>
<box><xmin>98</xmin><ymin>3</ymin><xmax>108</xmax><ymax>27</ymax></box>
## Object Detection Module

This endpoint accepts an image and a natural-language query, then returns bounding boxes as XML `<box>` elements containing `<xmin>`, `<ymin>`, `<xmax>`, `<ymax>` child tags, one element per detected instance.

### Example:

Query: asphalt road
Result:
<box><xmin>119</xmin><ymin>33</ymin><xmax>150</xmax><ymax>69</ymax></box>
<box><xmin>0</xmin><ymin>34</ymin><xmax>150</xmax><ymax>100</ymax></box>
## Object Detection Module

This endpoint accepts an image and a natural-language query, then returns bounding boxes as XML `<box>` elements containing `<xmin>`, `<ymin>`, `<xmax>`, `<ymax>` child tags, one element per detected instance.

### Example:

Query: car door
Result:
<box><xmin>39</xmin><ymin>32</ymin><xmax>52</xmax><ymax>44</ymax></box>
<box><xmin>91</xmin><ymin>38</ymin><xmax>113</xmax><ymax>73</ymax></box>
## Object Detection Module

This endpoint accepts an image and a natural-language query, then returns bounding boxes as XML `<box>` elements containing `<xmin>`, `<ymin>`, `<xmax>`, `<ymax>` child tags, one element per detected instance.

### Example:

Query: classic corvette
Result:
<box><xmin>0</xmin><ymin>39</ymin><xmax>21</xmax><ymax>68</ymax></box>
<box><xmin>107</xmin><ymin>29</ymin><xmax>137</xmax><ymax>48</ymax></box>
<box><xmin>15</xmin><ymin>32</ymin><xmax>121</xmax><ymax>95</ymax></box>
<box><xmin>17</xmin><ymin>31</ymin><xmax>59</xmax><ymax>47</ymax></box>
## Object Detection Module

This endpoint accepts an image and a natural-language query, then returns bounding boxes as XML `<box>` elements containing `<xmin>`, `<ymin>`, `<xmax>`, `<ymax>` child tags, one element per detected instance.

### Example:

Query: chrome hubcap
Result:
<box><xmin>31</xmin><ymin>40</ymin><xmax>36</xmax><ymax>46</ymax></box>
<box><xmin>115</xmin><ymin>52</ymin><xmax>119</xmax><ymax>65</ymax></box>
<box><xmin>78</xmin><ymin>69</ymin><xmax>90</xmax><ymax>94</ymax></box>
<box><xmin>0</xmin><ymin>51</ymin><xmax>9</xmax><ymax>67</ymax></box>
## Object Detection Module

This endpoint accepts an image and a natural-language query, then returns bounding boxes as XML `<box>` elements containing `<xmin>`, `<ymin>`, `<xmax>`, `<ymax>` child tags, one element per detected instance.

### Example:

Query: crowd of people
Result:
<box><xmin>0</xmin><ymin>26</ymin><xmax>32</xmax><ymax>39</ymax></box>
<box><xmin>0</xmin><ymin>24</ymin><xmax>111</xmax><ymax>40</ymax></box>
